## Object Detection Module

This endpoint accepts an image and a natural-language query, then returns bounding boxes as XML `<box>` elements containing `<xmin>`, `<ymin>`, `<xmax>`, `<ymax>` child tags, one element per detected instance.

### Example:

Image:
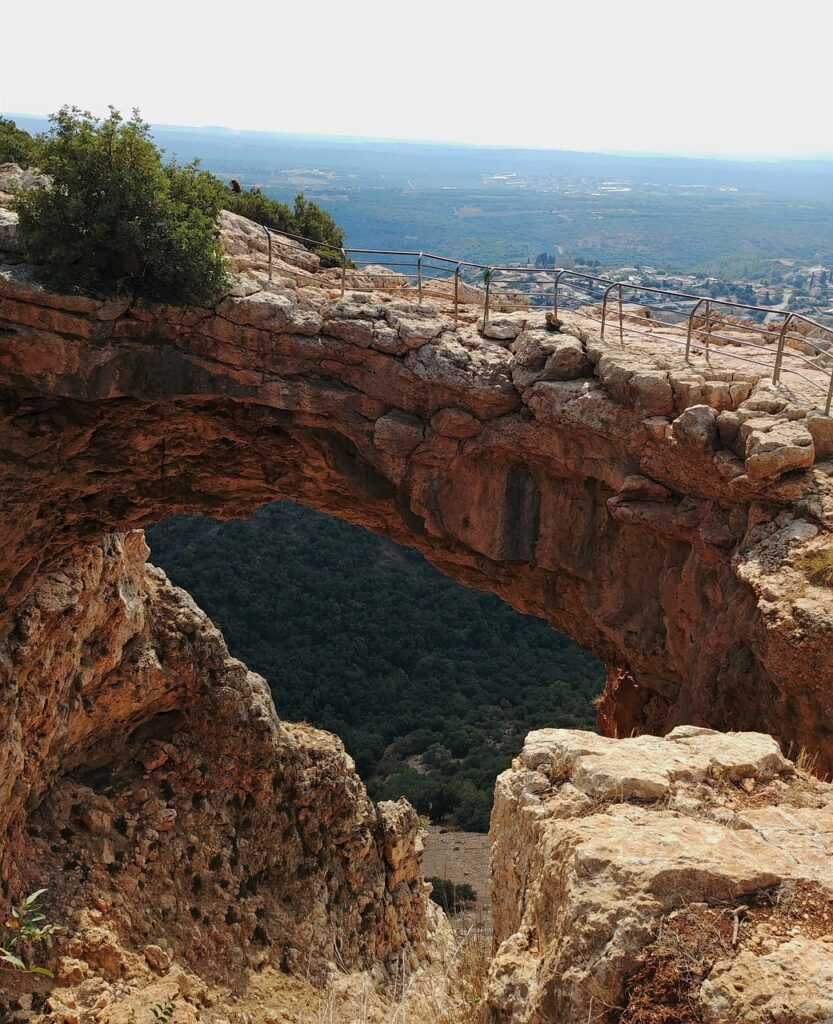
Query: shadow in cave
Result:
<box><xmin>145</xmin><ymin>500</ymin><xmax>604</xmax><ymax>834</ymax></box>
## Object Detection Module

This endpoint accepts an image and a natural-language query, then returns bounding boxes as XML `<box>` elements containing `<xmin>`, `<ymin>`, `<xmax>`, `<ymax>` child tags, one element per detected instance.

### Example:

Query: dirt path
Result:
<box><xmin>422</xmin><ymin>826</ymin><xmax>492</xmax><ymax>932</ymax></box>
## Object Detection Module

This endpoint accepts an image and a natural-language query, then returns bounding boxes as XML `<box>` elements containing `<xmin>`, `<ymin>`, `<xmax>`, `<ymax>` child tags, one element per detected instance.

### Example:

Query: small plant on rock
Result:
<box><xmin>0</xmin><ymin>889</ymin><xmax>59</xmax><ymax>976</ymax></box>
<box><xmin>149</xmin><ymin>995</ymin><xmax>178</xmax><ymax>1022</ymax></box>
<box><xmin>804</xmin><ymin>546</ymin><xmax>833</xmax><ymax>587</ymax></box>
<box><xmin>126</xmin><ymin>994</ymin><xmax>178</xmax><ymax>1024</ymax></box>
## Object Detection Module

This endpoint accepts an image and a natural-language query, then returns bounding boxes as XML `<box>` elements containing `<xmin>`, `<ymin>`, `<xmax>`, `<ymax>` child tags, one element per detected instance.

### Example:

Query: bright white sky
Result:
<box><xmin>1</xmin><ymin>0</ymin><xmax>831</xmax><ymax>158</ymax></box>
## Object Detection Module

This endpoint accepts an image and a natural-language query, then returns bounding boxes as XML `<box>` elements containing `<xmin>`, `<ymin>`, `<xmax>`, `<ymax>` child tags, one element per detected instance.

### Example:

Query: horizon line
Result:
<box><xmin>5</xmin><ymin>110</ymin><xmax>833</xmax><ymax>165</ymax></box>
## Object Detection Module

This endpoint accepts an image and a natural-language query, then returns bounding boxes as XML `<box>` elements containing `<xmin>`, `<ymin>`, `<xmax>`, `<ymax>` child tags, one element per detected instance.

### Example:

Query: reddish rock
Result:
<box><xmin>1</xmin><ymin>212</ymin><xmax>832</xmax><ymax>782</ymax></box>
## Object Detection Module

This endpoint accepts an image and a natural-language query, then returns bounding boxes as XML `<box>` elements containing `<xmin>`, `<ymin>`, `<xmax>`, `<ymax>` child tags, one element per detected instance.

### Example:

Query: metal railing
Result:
<box><xmin>261</xmin><ymin>226</ymin><xmax>833</xmax><ymax>414</ymax></box>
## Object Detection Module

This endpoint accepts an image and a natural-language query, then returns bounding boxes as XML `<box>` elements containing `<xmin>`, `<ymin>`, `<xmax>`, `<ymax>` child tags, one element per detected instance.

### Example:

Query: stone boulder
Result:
<box><xmin>486</xmin><ymin>727</ymin><xmax>833</xmax><ymax>1024</ymax></box>
<box><xmin>744</xmin><ymin>418</ymin><xmax>815</xmax><ymax>480</ymax></box>
<box><xmin>700</xmin><ymin>937</ymin><xmax>833</xmax><ymax>1023</ymax></box>
<box><xmin>511</xmin><ymin>328</ymin><xmax>591</xmax><ymax>389</ymax></box>
<box><xmin>672</xmin><ymin>403</ymin><xmax>718</xmax><ymax>449</ymax></box>
<box><xmin>0</xmin><ymin>207</ymin><xmax>20</xmax><ymax>252</ymax></box>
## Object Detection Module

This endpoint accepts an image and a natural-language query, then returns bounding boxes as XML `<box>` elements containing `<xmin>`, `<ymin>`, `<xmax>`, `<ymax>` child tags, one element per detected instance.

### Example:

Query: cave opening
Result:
<box><xmin>145</xmin><ymin>500</ymin><xmax>604</xmax><ymax>835</ymax></box>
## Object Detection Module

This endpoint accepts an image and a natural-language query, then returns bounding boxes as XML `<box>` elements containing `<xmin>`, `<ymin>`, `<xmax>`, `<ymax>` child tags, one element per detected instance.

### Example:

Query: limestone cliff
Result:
<box><xmin>1</xmin><ymin>205</ymin><xmax>833</xmax><ymax>770</ymax></box>
<box><xmin>487</xmin><ymin>728</ymin><xmax>833</xmax><ymax>1024</ymax></box>
<box><xmin>2</xmin><ymin>177</ymin><xmax>833</xmax><ymax>1022</ymax></box>
<box><xmin>0</xmin><ymin>530</ymin><xmax>433</xmax><ymax>1021</ymax></box>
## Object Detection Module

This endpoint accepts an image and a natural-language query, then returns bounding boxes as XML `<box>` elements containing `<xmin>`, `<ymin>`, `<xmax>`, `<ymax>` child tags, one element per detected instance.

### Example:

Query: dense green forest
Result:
<box><xmin>146</xmin><ymin>502</ymin><xmax>603</xmax><ymax>831</ymax></box>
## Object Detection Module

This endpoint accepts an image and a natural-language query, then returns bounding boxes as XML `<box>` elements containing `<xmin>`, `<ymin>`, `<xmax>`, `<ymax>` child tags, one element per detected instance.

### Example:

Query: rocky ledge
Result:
<box><xmin>1</xmin><ymin>176</ymin><xmax>833</xmax><ymax>1022</ymax></box>
<box><xmin>487</xmin><ymin>727</ymin><xmax>833</xmax><ymax>1024</ymax></box>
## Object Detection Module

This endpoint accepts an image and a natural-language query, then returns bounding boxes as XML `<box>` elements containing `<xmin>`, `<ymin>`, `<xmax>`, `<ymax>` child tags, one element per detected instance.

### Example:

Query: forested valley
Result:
<box><xmin>147</xmin><ymin>502</ymin><xmax>603</xmax><ymax>831</ymax></box>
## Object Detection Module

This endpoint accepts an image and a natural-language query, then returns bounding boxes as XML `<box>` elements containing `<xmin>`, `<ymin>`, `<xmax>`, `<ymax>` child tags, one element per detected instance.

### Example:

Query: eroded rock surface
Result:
<box><xmin>0</xmin><ymin>204</ymin><xmax>832</xmax><ymax>772</ymax></box>
<box><xmin>2</xmin><ymin>184</ymin><xmax>833</xmax><ymax>1022</ymax></box>
<box><xmin>0</xmin><ymin>533</ymin><xmax>430</xmax><ymax>1022</ymax></box>
<box><xmin>486</xmin><ymin>727</ymin><xmax>833</xmax><ymax>1024</ymax></box>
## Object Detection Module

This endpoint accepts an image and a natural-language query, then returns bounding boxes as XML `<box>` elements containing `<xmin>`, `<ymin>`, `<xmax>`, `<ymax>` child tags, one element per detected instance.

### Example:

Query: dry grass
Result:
<box><xmin>618</xmin><ymin>881</ymin><xmax>833</xmax><ymax>1024</ymax></box>
<box><xmin>439</xmin><ymin>925</ymin><xmax>491</xmax><ymax>1024</ymax></box>
<box><xmin>278</xmin><ymin>923</ymin><xmax>491</xmax><ymax>1024</ymax></box>
<box><xmin>802</xmin><ymin>546</ymin><xmax>833</xmax><ymax>587</ymax></box>
<box><xmin>794</xmin><ymin>744</ymin><xmax>824</xmax><ymax>779</ymax></box>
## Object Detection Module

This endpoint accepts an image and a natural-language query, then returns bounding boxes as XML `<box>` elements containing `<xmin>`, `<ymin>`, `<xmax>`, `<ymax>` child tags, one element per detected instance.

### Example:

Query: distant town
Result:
<box><xmin>534</xmin><ymin>253</ymin><xmax>833</xmax><ymax>323</ymax></box>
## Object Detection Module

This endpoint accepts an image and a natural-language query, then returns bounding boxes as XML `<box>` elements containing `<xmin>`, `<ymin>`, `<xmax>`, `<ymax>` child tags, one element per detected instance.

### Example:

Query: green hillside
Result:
<box><xmin>146</xmin><ymin>501</ymin><xmax>603</xmax><ymax>831</ymax></box>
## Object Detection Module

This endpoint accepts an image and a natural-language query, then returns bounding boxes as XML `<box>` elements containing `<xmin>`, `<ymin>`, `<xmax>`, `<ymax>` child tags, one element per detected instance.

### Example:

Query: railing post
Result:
<box><xmin>417</xmin><ymin>253</ymin><xmax>423</xmax><ymax>306</ymax></box>
<box><xmin>340</xmin><ymin>247</ymin><xmax>347</xmax><ymax>298</ymax></box>
<box><xmin>772</xmin><ymin>312</ymin><xmax>794</xmax><ymax>384</ymax></box>
<box><xmin>704</xmin><ymin>299</ymin><xmax>711</xmax><ymax>360</ymax></box>
<box><xmin>263</xmin><ymin>226</ymin><xmax>273</xmax><ymax>283</ymax></box>
<box><xmin>618</xmin><ymin>283</ymin><xmax>624</xmax><ymax>344</ymax></box>
<box><xmin>552</xmin><ymin>269</ymin><xmax>564</xmax><ymax>321</ymax></box>
<box><xmin>484</xmin><ymin>268</ymin><xmax>494</xmax><ymax>327</ymax></box>
<box><xmin>454</xmin><ymin>264</ymin><xmax>460</xmax><ymax>325</ymax></box>
<box><xmin>686</xmin><ymin>297</ymin><xmax>706</xmax><ymax>361</ymax></box>
<box><xmin>601</xmin><ymin>282</ymin><xmax>617</xmax><ymax>340</ymax></box>
<box><xmin>827</xmin><ymin>367</ymin><xmax>833</xmax><ymax>416</ymax></box>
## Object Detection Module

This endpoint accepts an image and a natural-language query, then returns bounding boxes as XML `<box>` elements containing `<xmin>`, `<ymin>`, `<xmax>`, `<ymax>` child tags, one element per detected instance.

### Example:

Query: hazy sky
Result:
<box><xmin>1</xmin><ymin>0</ymin><xmax>831</xmax><ymax>158</ymax></box>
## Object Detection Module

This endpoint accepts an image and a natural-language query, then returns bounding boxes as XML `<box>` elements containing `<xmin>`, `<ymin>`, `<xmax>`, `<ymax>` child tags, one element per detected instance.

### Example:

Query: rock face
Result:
<box><xmin>2</xmin><ymin>189</ymin><xmax>833</xmax><ymax>1020</ymax></box>
<box><xmin>1</xmin><ymin>207</ymin><xmax>833</xmax><ymax>775</ymax></box>
<box><xmin>486</xmin><ymin>727</ymin><xmax>833</xmax><ymax>1024</ymax></box>
<box><xmin>0</xmin><ymin>531</ymin><xmax>429</xmax><ymax>1021</ymax></box>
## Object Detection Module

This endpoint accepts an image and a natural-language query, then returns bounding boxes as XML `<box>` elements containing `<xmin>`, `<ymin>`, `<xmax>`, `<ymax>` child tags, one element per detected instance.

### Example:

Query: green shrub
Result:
<box><xmin>14</xmin><ymin>106</ymin><xmax>228</xmax><ymax>304</ymax></box>
<box><xmin>221</xmin><ymin>187</ymin><xmax>296</xmax><ymax>234</ymax></box>
<box><xmin>426</xmin><ymin>877</ymin><xmax>477</xmax><ymax>913</ymax></box>
<box><xmin>0</xmin><ymin>117</ymin><xmax>42</xmax><ymax>167</ymax></box>
<box><xmin>222</xmin><ymin>186</ymin><xmax>346</xmax><ymax>268</ymax></box>
<box><xmin>291</xmin><ymin>193</ymin><xmax>345</xmax><ymax>267</ymax></box>
<box><xmin>453</xmin><ymin>788</ymin><xmax>493</xmax><ymax>833</ymax></box>
<box><xmin>0</xmin><ymin>888</ymin><xmax>59</xmax><ymax>976</ymax></box>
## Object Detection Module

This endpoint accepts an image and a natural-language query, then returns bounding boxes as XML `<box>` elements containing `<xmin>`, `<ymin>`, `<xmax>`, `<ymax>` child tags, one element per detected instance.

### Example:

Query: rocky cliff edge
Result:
<box><xmin>1</xmin><ymin>194</ymin><xmax>833</xmax><ymax>768</ymax></box>
<box><xmin>1</xmin><ymin>174</ymin><xmax>833</xmax><ymax>1022</ymax></box>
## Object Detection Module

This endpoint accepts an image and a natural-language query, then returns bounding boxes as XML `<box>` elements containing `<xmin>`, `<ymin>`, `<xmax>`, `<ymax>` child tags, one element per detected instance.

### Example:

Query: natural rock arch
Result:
<box><xmin>1</xmin><ymin>212</ymin><xmax>832</xmax><ymax>774</ymax></box>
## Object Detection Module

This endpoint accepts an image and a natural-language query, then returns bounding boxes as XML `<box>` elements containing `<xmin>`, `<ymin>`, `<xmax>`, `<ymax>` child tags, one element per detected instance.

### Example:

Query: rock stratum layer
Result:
<box><xmin>1</xmin><ymin>205</ymin><xmax>833</xmax><ymax>770</ymax></box>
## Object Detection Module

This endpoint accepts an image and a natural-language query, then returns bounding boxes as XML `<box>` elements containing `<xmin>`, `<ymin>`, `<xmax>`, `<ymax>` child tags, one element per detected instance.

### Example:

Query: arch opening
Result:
<box><xmin>146</xmin><ymin>499</ymin><xmax>605</xmax><ymax>835</ymax></box>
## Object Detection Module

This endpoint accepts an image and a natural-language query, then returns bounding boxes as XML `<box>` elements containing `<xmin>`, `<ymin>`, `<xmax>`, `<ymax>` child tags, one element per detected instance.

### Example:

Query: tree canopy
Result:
<box><xmin>13</xmin><ymin>107</ymin><xmax>229</xmax><ymax>304</ymax></box>
<box><xmin>0</xmin><ymin>117</ymin><xmax>43</xmax><ymax>167</ymax></box>
<box><xmin>147</xmin><ymin>501</ymin><xmax>603</xmax><ymax>832</ymax></box>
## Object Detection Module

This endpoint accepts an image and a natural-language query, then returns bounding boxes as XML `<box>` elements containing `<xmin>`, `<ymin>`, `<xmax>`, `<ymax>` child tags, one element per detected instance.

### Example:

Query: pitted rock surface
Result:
<box><xmin>1</xmin><ymin>203</ymin><xmax>833</xmax><ymax>774</ymax></box>
<box><xmin>486</xmin><ymin>727</ymin><xmax>833</xmax><ymax>1024</ymax></box>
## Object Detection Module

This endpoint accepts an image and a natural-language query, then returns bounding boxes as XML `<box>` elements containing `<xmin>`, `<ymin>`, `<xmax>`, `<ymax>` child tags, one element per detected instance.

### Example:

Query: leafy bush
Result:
<box><xmin>14</xmin><ymin>106</ymin><xmax>228</xmax><ymax>304</ymax></box>
<box><xmin>0</xmin><ymin>117</ymin><xmax>42</xmax><ymax>167</ymax></box>
<box><xmin>426</xmin><ymin>876</ymin><xmax>477</xmax><ymax>913</ymax></box>
<box><xmin>291</xmin><ymin>193</ymin><xmax>345</xmax><ymax>267</ymax></box>
<box><xmin>222</xmin><ymin>186</ymin><xmax>296</xmax><ymax>234</ymax></box>
<box><xmin>453</xmin><ymin>787</ymin><xmax>493</xmax><ymax>833</ymax></box>
<box><xmin>0</xmin><ymin>888</ymin><xmax>58</xmax><ymax>976</ymax></box>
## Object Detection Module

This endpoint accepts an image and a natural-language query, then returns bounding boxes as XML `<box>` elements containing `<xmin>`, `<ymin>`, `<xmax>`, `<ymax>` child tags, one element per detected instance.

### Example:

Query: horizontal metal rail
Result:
<box><xmin>262</xmin><ymin>226</ymin><xmax>833</xmax><ymax>414</ymax></box>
